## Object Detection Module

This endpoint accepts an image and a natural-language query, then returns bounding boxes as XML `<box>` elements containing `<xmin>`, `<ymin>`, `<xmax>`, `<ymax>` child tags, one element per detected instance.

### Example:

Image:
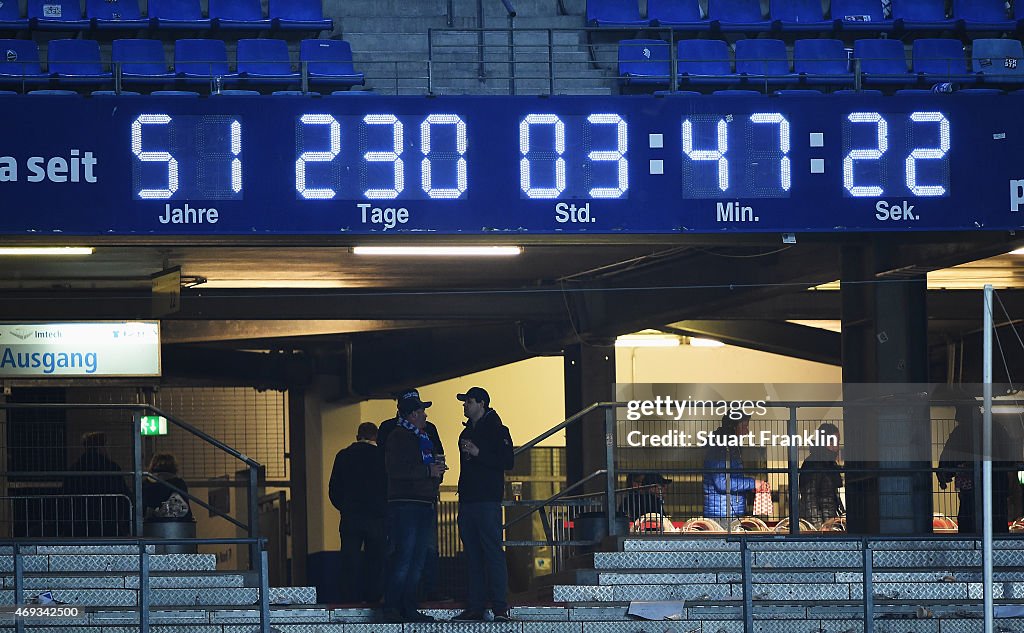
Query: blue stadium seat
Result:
<box><xmin>0</xmin><ymin>2</ymin><xmax>29</xmax><ymax>30</ymax></box>
<box><xmin>0</xmin><ymin>90</ymin><xmax>17</xmax><ymax>95</ymax></box>
<box><xmin>587</xmin><ymin>0</ymin><xmax>645</xmax><ymax>27</ymax></box>
<box><xmin>712</xmin><ymin>89</ymin><xmax>762</xmax><ymax>95</ymax></box>
<box><xmin>270</xmin><ymin>0</ymin><xmax>333</xmax><ymax>32</ymax></box>
<box><xmin>0</xmin><ymin>39</ymin><xmax>47</xmax><ymax>86</ymax></box>
<box><xmin>47</xmin><ymin>39</ymin><xmax>112</xmax><ymax>86</ymax></box>
<box><xmin>854</xmin><ymin>38</ymin><xmax>913</xmax><ymax>85</ymax></box>
<box><xmin>653</xmin><ymin>90</ymin><xmax>702</xmax><ymax>96</ymax></box>
<box><xmin>677</xmin><ymin>39</ymin><xmax>733</xmax><ymax>86</ymax></box>
<box><xmin>647</xmin><ymin>0</ymin><xmax>706</xmax><ymax>29</ymax></box>
<box><xmin>299</xmin><ymin>39</ymin><xmax>365</xmax><ymax>89</ymax></box>
<box><xmin>972</xmin><ymin>38</ymin><xmax>1024</xmax><ymax>84</ymax></box>
<box><xmin>1018</xmin><ymin>3</ymin><xmax>1024</xmax><ymax>30</ymax></box>
<box><xmin>210</xmin><ymin>0</ymin><xmax>271</xmax><ymax>30</ymax></box>
<box><xmin>214</xmin><ymin>88</ymin><xmax>260</xmax><ymax>95</ymax></box>
<box><xmin>833</xmin><ymin>88</ymin><xmax>883</xmax><ymax>94</ymax></box>
<box><xmin>770</xmin><ymin>0</ymin><xmax>830</xmax><ymax>32</ymax></box>
<box><xmin>774</xmin><ymin>89</ymin><xmax>823</xmax><ymax>95</ymax></box>
<box><xmin>28</xmin><ymin>0</ymin><xmax>90</xmax><ymax>30</ymax></box>
<box><xmin>793</xmin><ymin>39</ymin><xmax>854</xmax><ymax>86</ymax></box>
<box><xmin>148</xmin><ymin>0</ymin><xmax>212</xmax><ymax>30</ymax></box>
<box><xmin>112</xmin><ymin>39</ymin><xmax>174</xmax><ymax>85</ymax></box>
<box><xmin>88</xmin><ymin>0</ymin><xmax>148</xmax><ymax>30</ymax></box>
<box><xmin>707</xmin><ymin>0</ymin><xmax>770</xmax><ymax>32</ymax></box>
<box><xmin>618</xmin><ymin>39</ymin><xmax>671</xmax><ymax>85</ymax></box>
<box><xmin>150</xmin><ymin>90</ymin><xmax>200</xmax><ymax>96</ymax></box>
<box><xmin>954</xmin><ymin>0</ymin><xmax>1014</xmax><ymax>32</ymax></box>
<box><xmin>912</xmin><ymin>39</ymin><xmax>977</xmax><ymax>83</ymax></box>
<box><xmin>734</xmin><ymin>39</ymin><xmax>794</xmax><ymax>85</ymax></box>
<box><xmin>891</xmin><ymin>0</ymin><xmax>957</xmax><ymax>31</ymax></box>
<box><xmin>28</xmin><ymin>89</ymin><xmax>79</xmax><ymax>95</ymax></box>
<box><xmin>91</xmin><ymin>90</ymin><xmax>141</xmax><ymax>96</ymax></box>
<box><xmin>893</xmin><ymin>88</ymin><xmax>935</xmax><ymax>94</ymax></box>
<box><xmin>959</xmin><ymin>88</ymin><xmax>1003</xmax><ymax>94</ymax></box>
<box><xmin>174</xmin><ymin>39</ymin><xmax>236</xmax><ymax>83</ymax></box>
<box><xmin>234</xmin><ymin>38</ymin><xmax>299</xmax><ymax>85</ymax></box>
<box><xmin>272</xmin><ymin>90</ymin><xmax>307</xmax><ymax>95</ymax></box>
<box><xmin>831</xmin><ymin>0</ymin><xmax>893</xmax><ymax>31</ymax></box>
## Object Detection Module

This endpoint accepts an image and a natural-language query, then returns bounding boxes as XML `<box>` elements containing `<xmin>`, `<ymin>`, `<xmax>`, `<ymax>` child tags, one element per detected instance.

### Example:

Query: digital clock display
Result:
<box><xmin>0</xmin><ymin>94</ymin><xmax>1018</xmax><ymax>235</ymax></box>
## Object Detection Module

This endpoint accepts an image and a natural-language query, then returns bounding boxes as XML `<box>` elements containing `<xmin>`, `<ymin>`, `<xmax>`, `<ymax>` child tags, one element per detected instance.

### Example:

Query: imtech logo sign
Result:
<box><xmin>0</xmin><ymin>322</ymin><xmax>160</xmax><ymax>377</ymax></box>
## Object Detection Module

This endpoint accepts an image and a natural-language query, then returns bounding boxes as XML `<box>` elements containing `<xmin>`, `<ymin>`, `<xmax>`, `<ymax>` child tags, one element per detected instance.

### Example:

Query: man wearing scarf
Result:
<box><xmin>381</xmin><ymin>395</ymin><xmax>445</xmax><ymax>623</ymax></box>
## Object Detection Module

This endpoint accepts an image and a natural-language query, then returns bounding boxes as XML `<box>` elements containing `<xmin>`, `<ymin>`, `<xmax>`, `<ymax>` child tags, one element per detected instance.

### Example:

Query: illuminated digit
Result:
<box><xmin>296</xmin><ymin>114</ymin><xmax>340</xmax><ymax>200</ymax></box>
<box><xmin>905</xmin><ymin>111</ymin><xmax>949</xmax><ymax>197</ymax></box>
<box><xmin>231</xmin><ymin>119</ymin><xmax>241</xmax><ymax>194</ymax></box>
<box><xmin>750</xmin><ymin>113</ymin><xmax>791</xmax><ymax>192</ymax></box>
<box><xmin>421</xmin><ymin>114</ymin><xmax>468</xmax><ymax>199</ymax></box>
<box><xmin>363</xmin><ymin>114</ymin><xmax>404</xmax><ymax>200</ymax></box>
<box><xmin>843</xmin><ymin>112</ymin><xmax>887</xmax><ymax>198</ymax></box>
<box><xmin>682</xmin><ymin>117</ymin><xmax>729</xmax><ymax>192</ymax></box>
<box><xmin>520</xmin><ymin>114</ymin><xmax>566</xmax><ymax>199</ymax></box>
<box><xmin>586</xmin><ymin>113</ymin><xmax>628</xmax><ymax>199</ymax></box>
<box><xmin>131</xmin><ymin>114</ymin><xmax>178</xmax><ymax>200</ymax></box>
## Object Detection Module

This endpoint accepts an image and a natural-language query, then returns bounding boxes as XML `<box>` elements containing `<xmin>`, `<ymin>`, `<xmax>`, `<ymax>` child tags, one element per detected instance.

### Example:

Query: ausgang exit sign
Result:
<box><xmin>140</xmin><ymin>415</ymin><xmax>168</xmax><ymax>436</ymax></box>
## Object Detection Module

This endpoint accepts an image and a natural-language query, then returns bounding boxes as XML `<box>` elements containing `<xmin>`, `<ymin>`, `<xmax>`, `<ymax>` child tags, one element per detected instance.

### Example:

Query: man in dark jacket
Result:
<box><xmin>702</xmin><ymin>413</ymin><xmax>769</xmax><ymax>520</ymax></box>
<box><xmin>381</xmin><ymin>395</ymin><xmax>445</xmax><ymax>623</ymax></box>
<box><xmin>63</xmin><ymin>432</ymin><xmax>132</xmax><ymax>537</ymax></box>
<box><xmin>452</xmin><ymin>387</ymin><xmax>515</xmax><ymax>622</ymax></box>
<box><xmin>329</xmin><ymin>422</ymin><xmax>387</xmax><ymax>603</ymax></box>
<box><xmin>377</xmin><ymin>388</ymin><xmax>446</xmax><ymax>600</ymax></box>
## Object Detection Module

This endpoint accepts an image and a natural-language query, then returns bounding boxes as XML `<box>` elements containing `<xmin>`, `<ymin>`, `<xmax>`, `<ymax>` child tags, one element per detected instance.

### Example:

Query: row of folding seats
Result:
<box><xmin>618</xmin><ymin>38</ymin><xmax>1024</xmax><ymax>87</ymax></box>
<box><xmin>591</xmin><ymin>0</ymin><xmax>1020</xmax><ymax>32</ymax></box>
<box><xmin>0</xmin><ymin>38</ymin><xmax>363</xmax><ymax>89</ymax></box>
<box><xmin>0</xmin><ymin>0</ymin><xmax>331</xmax><ymax>32</ymax></box>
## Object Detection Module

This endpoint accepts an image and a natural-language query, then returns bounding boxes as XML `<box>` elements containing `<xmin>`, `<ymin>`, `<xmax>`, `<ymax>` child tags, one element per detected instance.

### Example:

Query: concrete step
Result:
<box><xmin>595</xmin><ymin>549</ymin><xmax>1024</xmax><ymax>570</ymax></box>
<box><xmin>2</xmin><ymin>573</ymin><xmax>246</xmax><ymax>589</ymax></box>
<box><xmin>0</xmin><ymin>553</ymin><xmax>217</xmax><ymax>573</ymax></box>
<box><xmin>1</xmin><ymin>585</ymin><xmax>316</xmax><ymax>607</ymax></box>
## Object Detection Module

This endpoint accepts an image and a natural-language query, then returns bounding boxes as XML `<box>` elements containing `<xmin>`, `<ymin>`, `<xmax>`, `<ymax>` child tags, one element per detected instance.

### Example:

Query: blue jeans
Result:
<box><xmin>457</xmin><ymin>501</ymin><xmax>508</xmax><ymax>612</ymax></box>
<box><xmin>383</xmin><ymin>501</ymin><xmax>434</xmax><ymax>616</ymax></box>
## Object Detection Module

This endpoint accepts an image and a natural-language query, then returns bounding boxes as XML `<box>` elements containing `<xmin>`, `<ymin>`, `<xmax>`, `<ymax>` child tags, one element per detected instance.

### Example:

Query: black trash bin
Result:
<box><xmin>574</xmin><ymin>511</ymin><xmax>630</xmax><ymax>544</ymax></box>
<box><xmin>143</xmin><ymin>519</ymin><xmax>197</xmax><ymax>554</ymax></box>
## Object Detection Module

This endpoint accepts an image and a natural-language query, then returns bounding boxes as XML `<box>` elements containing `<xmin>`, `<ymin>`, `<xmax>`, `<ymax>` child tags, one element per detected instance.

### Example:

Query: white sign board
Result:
<box><xmin>0</xmin><ymin>322</ymin><xmax>161</xmax><ymax>377</ymax></box>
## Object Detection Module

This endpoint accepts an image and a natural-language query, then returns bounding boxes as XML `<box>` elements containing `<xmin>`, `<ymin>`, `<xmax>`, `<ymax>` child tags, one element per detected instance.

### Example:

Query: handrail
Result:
<box><xmin>503</xmin><ymin>468</ymin><xmax>607</xmax><ymax>530</ymax></box>
<box><xmin>142</xmin><ymin>473</ymin><xmax>248</xmax><ymax>532</ymax></box>
<box><xmin>514</xmin><ymin>402</ymin><xmax>604</xmax><ymax>456</ymax></box>
<box><xmin>499</xmin><ymin>0</ymin><xmax>517</xmax><ymax>17</ymax></box>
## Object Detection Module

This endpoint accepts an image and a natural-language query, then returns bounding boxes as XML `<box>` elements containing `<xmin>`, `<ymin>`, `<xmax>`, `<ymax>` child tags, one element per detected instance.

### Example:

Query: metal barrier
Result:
<box><xmin>2</xmin><ymin>536</ymin><xmax>268</xmax><ymax>633</ymax></box>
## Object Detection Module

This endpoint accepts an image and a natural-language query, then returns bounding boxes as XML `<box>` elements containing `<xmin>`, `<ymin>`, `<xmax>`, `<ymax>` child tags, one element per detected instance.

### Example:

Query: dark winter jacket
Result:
<box><xmin>329</xmin><ymin>440</ymin><xmax>387</xmax><ymax>519</ymax></box>
<box><xmin>702</xmin><ymin>441</ymin><xmax>756</xmax><ymax>518</ymax></box>
<box><xmin>385</xmin><ymin>425</ymin><xmax>441</xmax><ymax>503</ymax></box>
<box><xmin>457</xmin><ymin>409</ymin><xmax>514</xmax><ymax>503</ymax></box>
<box><xmin>798</xmin><ymin>448</ymin><xmax>843</xmax><ymax>525</ymax></box>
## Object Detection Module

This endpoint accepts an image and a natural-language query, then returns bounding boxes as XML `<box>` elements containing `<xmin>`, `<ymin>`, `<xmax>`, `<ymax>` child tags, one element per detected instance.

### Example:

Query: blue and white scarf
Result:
<box><xmin>398</xmin><ymin>417</ymin><xmax>435</xmax><ymax>465</ymax></box>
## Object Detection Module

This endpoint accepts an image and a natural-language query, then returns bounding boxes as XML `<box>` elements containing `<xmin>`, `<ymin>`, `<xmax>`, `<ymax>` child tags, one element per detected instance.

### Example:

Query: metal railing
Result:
<box><xmin>0</xmin><ymin>401</ymin><xmax>270</xmax><ymax>632</ymax></box>
<box><xmin>498</xmin><ymin>398</ymin><xmax>1024</xmax><ymax>583</ymax></box>
<box><xmin>1</xmin><ymin>536</ymin><xmax>268</xmax><ymax>633</ymax></box>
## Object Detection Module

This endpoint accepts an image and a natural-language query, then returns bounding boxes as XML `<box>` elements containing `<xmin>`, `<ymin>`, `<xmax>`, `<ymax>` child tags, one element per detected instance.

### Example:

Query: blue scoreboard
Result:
<box><xmin>0</xmin><ymin>94</ymin><xmax>1021</xmax><ymax>235</ymax></box>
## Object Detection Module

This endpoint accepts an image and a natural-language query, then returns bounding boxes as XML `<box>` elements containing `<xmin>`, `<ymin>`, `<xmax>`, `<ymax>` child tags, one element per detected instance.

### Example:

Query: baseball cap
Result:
<box><xmin>642</xmin><ymin>474</ymin><xmax>672</xmax><ymax>486</ymax></box>
<box><xmin>398</xmin><ymin>391</ymin><xmax>432</xmax><ymax>415</ymax></box>
<box><xmin>457</xmin><ymin>386</ymin><xmax>490</xmax><ymax>406</ymax></box>
<box><xmin>396</xmin><ymin>388</ymin><xmax>420</xmax><ymax>402</ymax></box>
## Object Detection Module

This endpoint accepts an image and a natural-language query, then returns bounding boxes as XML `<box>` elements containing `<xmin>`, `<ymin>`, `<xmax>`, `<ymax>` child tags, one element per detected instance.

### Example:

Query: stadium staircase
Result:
<box><xmin>333</xmin><ymin>0</ymin><xmax>612</xmax><ymax>95</ymax></box>
<box><xmin>10</xmin><ymin>536</ymin><xmax>1024</xmax><ymax>631</ymax></box>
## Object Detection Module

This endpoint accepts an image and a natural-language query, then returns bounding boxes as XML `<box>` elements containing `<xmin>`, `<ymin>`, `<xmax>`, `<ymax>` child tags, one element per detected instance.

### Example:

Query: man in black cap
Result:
<box><xmin>329</xmin><ymin>422</ymin><xmax>386</xmax><ymax>603</ymax></box>
<box><xmin>381</xmin><ymin>394</ymin><xmax>445</xmax><ymax>623</ymax></box>
<box><xmin>618</xmin><ymin>473</ymin><xmax>671</xmax><ymax>522</ymax></box>
<box><xmin>377</xmin><ymin>389</ymin><xmax>447</xmax><ymax>600</ymax></box>
<box><xmin>452</xmin><ymin>386</ymin><xmax>515</xmax><ymax>622</ymax></box>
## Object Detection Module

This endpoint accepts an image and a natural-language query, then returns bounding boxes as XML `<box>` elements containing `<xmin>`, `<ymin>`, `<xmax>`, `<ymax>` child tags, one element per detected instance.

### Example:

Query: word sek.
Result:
<box><xmin>875</xmin><ymin>200</ymin><xmax>919</xmax><ymax>221</ymax></box>
<box><xmin>555</xmin><ymin>203</ymin><xmax>595</xmax><ymax>223</ymax></box>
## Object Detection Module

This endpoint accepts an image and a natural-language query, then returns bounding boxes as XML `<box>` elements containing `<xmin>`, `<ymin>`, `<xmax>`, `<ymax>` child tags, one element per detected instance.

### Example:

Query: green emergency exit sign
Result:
<box><xmin>140</xmin><ymin>415</ymin><xmax>168</xmax><ymax>436</ymax></box>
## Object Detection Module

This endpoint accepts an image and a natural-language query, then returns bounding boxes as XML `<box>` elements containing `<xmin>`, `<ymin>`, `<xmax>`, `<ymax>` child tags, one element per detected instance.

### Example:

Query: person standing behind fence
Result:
<box><xmin>63</xmin><ymin>432</ymin><xmax>132</xmax><ymax>537</ymax></box>
<box><xmin>798</xmin><ymin>423</ymin><xmax>844</xmax><ymax>527</ymax></box>
<box><xmin>452</xmin><ymin>387</ymin><xmax>515</xmax><ymax>622</ymax></box>
<box><xmin>142</xmin><ymin>453</ymin><xmax>193</xmax><ymax>522</ymax></box>
<box><xmin>702</xmin><ymin>413</ymin><xmax>769</xmax><ymax>520</ymax></box>
<box><xmin>938</xmin><ymin>405</ymin><xmax>1012</xmax><ymax>534</ymax></box>
<box><xmin>329</xmin><ymin>422</ymin><xmax>387</xmax><ymax>604</ymax></box>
